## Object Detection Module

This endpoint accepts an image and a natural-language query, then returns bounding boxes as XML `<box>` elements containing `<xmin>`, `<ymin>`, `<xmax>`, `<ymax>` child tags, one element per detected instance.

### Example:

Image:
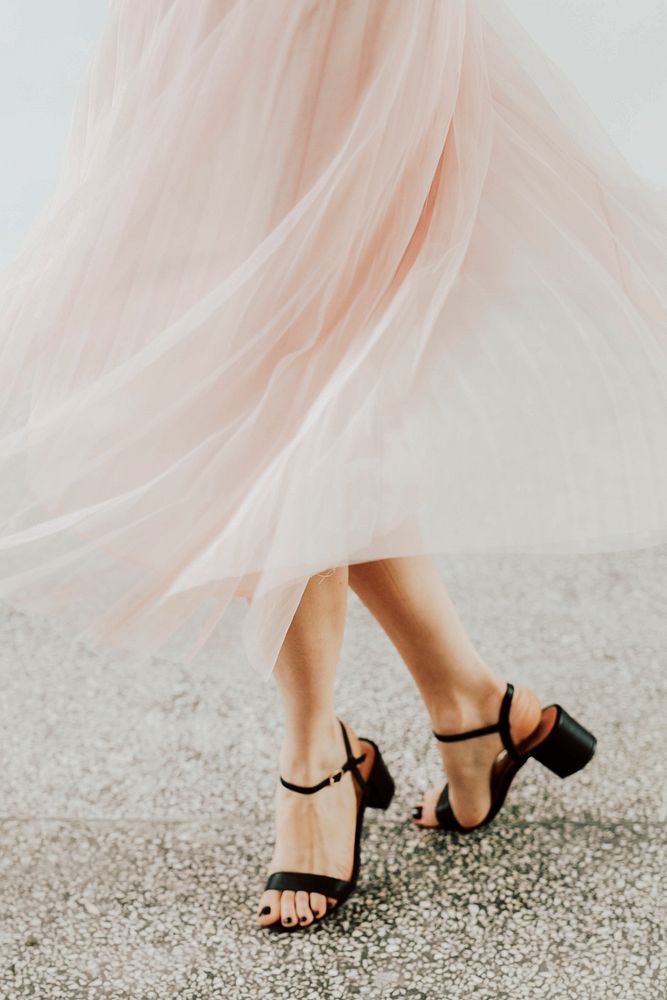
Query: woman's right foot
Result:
<box><xmin>256</xmin><ymin>718</ymin><xmax>375</xmax><ymax>929</ymax></box>
<box><xmin>411</xmin><ymin>680</ymin><xmax>542</xmax><ymax>829</ymax></box>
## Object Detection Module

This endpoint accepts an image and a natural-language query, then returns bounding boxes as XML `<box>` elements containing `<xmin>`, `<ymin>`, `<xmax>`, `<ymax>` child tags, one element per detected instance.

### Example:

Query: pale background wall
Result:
<box><xmin>0</xmin><ymin>0</ymin><xmax>666</xmax><ymax>266</ymax></box>
<box><xmin>0</xmin><ymin>2</ymin><xmax>108</xmax><ymax>264</ymax></box>
<box><xmin>508</xmin><ymin>0</ymin><xmax>667</xmax><ymax>181</ymax></box>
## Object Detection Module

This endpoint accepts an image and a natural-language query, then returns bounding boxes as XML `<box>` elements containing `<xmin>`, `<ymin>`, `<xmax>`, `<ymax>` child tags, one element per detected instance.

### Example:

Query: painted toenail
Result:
<box><xmin>411</xmin><ymin>806</ymin><xmax>423</xmax><ymax>819</ymax></box>
<box><xmin>284</xmin><ymin>917</ymin><xmax>292</xmax><ymax>924</ymax></box>
<box><xmin>259</xmin><ymin>906</ymin><xmax>271</xmax><ymax>916</ymax></box>
<box><xmin>299</xmin><ymin>916</ymin><xmax>308</xmax><ymax>923</ymax></box>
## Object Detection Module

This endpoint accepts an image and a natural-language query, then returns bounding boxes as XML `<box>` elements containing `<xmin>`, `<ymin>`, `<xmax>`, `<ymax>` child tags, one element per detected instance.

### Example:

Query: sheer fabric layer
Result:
<box><xmin>0</xmin><ymin>0</ymin><xmax>666</xmax><ymax>675</ymax></box>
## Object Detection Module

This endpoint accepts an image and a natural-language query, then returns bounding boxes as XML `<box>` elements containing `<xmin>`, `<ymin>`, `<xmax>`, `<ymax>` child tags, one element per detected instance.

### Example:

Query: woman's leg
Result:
<box><xmin>256</xmin><ymin>565</ymin><xmax>374</xmax><ymax>928</ymax></box>
<box><xmin>348</xmin><ymin>555</ymin><xmax>541</xmax><ymax>827</ymax></box>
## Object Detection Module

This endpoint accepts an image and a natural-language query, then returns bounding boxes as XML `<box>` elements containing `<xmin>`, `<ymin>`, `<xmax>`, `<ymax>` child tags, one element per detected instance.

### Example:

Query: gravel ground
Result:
<box><xmin>1</xmin><ymin>546</ymin><xmax>666</xmax><ymax>999</ymax></box>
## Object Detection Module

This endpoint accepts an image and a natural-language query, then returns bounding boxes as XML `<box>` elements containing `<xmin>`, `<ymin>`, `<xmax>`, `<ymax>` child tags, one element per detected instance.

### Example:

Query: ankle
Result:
<box><xmin>279</xmin><ymin>713</ymin><xmax>346</xmax><ymax>783</ymax></box>
<box><xmin>428</xmin><ymin>669</ymin><xmax>507</xmax><ymax>734</ymax></box>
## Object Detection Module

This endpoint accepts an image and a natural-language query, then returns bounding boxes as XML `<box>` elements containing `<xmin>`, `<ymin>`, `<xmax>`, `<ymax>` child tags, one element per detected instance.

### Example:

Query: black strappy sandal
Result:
<box><xmin>429</xmin><ymin>682</ymin><xmax>597</xmax><ymax>832</ymax></box>
<box><xmin>262</xmin><ymin>719</ymin><xmax>395</xmax><ymax>931</ymax></box>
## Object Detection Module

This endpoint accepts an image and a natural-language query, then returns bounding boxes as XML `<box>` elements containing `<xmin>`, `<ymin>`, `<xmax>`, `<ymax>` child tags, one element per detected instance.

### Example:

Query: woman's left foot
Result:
<box><xmin>257</xmin><ymin>720</ymin><xmax>376</xmax><ymax>928</ymax></box>
<box><xmin>411</xmin><ymin>679</ymin><xmax>542</xmax><ymax>829</ymax></box>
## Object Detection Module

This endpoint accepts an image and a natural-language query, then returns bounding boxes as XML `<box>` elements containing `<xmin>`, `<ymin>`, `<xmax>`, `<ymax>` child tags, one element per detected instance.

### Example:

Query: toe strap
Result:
<box><xmin>265</xmin><ymin>871</ymin><xmax>350</xmax><ymax>899</ymax></box>
<box><xmin>434</xmin><ymin>784</ymin><xmax>465</xmax><ymax>832</ymax></box>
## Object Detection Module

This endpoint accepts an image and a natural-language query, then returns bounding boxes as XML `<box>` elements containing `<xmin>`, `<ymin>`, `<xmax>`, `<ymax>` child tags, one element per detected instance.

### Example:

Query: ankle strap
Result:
<box><xmin>432</xmin><ymin>683</ymin><xmax>520</xmax><ymax>762</ymax></box>
<box><xmin>279</xmin><ymin>720</ymin><xmax>367</xmax><ymax>795</ymax></box>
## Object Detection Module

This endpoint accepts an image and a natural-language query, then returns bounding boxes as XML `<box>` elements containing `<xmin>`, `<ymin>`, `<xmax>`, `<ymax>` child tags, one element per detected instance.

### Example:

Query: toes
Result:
<box><xmin>327</xmin><ymin>896</ymin><xmax>338</xmax><ymax>909</ymax></box>
<box><xmin>310</xmin><ymin>892</ymin><xmax>327</xmax><ymax>920</ymax></box>
<box><xmin>294</xmin><ymin>890</ymin><xmax>314</xmax><ymax>927</ymax></box>
<box><xmin>280</xmin><ymin>890</ymin><xmax>298</xmax><ymax>928</ymax></box>
<box><xmin>410</xmin><ymin>799</ymin><xmax>425</xmax><ymax>824</ymax></box>
<box><xmin>411</xmin><ymin>787</ymin><xmax>441</xmax><ymax>828</ymax></box>
<box><xmin>258</xmin><ymin>890</ymin><xmax>327</xmax><ymax>928</ymax></box>
<box><xmin>257</xmin><ymin>889</ymin><xmax>281</xmax><ymax>925</ymax></box>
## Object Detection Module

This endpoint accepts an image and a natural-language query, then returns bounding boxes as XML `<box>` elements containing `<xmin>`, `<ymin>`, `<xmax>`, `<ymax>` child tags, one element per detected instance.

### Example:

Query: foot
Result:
<box><xmin>411</xmin><ymin>679</ymin><xmax>542</xmax><ymax>829</ymax></box>
<box><xmin>257</xmin><ymin>718</ymin><xmax>375</xmax><ymax>929</ymax></box>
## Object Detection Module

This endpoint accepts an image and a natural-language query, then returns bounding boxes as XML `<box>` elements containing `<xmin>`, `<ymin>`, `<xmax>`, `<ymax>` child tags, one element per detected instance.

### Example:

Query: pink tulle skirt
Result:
<box><xmin>0</xmin><ymin>0</ymin><xmax>666</xmax><ymax>676</ymax></box>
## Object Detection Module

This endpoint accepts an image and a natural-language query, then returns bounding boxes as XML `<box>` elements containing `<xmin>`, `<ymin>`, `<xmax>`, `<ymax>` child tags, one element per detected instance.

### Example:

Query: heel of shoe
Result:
<box><xmin>364</xmin><ymin>744</ymin><xmax>395</xmax><ymax>810</ymax></box>
<box><xmin>531</xmin><ymin>705</ymin><xmax>597</xmax><ymax>778</ymax></box>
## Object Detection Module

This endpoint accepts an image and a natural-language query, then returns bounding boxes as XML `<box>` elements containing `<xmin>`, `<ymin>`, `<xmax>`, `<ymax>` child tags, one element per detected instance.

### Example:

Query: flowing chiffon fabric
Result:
<box><xmin>0</xmin><ymin>0</ymin><xmax>666</xmax><ymax>676</ymax></box>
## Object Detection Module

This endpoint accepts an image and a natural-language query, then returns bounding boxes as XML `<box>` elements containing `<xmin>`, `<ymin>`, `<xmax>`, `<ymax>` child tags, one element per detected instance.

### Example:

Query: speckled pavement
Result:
<box><xmin>1</xmin><ymin>546</ymin><xmax>665</xmax><ymax>1000</ymax></box>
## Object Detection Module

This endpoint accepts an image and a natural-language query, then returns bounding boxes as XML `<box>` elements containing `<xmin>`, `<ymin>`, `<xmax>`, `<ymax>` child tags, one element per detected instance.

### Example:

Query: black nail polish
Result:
<box><xmin>299</xmin><ymin>915</ymin><xmax>308</xmax><ymax>923</ymax></box>
<box><xmin>411</xmin><ymin>806</ymin><xmax>423</xmax><ymax>819</ymax></box>
<box><xmin>284</xmin><ymin>917</ymin><xmax>292</xmax><ymax>924</ymax></box>
<box><xmin>259</xmin><ymin>906</ymin><xmax>271</xmax><ymax>916</ymax></box>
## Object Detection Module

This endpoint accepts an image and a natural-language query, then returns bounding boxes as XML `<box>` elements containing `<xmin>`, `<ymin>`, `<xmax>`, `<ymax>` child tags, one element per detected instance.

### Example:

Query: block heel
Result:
<box><xmin>530</xmin><ymin>704</ymin><xmax>597</xmax><ymax>778</ymax></box>
<box><xmin>362</xmin><ymin>740</ymin><xmax>395</xmax><ymax>810</ymax></box>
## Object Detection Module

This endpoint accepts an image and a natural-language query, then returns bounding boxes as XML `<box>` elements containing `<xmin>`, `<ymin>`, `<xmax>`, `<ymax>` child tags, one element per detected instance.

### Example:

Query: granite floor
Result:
<box><xmin>1</xmin><ymin>546</ymin><xmax>665</xmax><ymax>999</ymax></box>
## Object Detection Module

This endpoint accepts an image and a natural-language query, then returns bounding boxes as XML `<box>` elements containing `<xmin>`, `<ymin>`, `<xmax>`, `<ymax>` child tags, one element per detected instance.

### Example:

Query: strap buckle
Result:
<box><xmin>328</xmin><ymin>768</ymin><xmax>344</xmax><ymax>785</ymax></box>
